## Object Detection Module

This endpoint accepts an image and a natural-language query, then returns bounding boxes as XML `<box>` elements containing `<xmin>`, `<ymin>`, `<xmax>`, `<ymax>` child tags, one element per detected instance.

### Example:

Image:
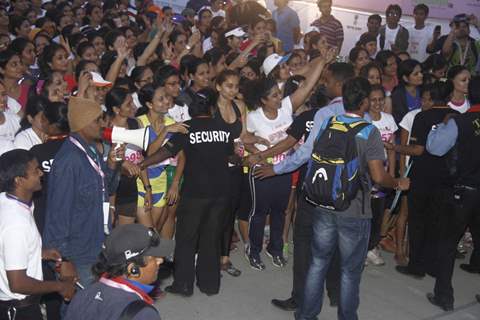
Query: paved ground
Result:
<box><xmin>155</xmin><ymin>247</ymin><xmax>480</xmax><ymax>320</ymax></box>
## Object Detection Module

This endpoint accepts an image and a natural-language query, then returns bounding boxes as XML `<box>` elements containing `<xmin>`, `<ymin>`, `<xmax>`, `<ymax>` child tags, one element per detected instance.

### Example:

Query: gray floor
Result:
<box><xmin>155</xmin><ymin>247</ymin><xmax>480</xmax><ymax>320</ymax></box>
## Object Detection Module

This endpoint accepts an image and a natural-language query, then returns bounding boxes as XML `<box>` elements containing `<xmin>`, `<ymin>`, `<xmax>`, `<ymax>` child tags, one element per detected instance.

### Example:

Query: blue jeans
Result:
<box><xmin>295</xmin><ymin>209</ymin><xmax>371</xmax><ymax>320</ymax></box>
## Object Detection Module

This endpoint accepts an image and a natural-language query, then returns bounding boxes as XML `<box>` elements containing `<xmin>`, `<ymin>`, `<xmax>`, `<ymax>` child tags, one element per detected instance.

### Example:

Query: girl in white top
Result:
<box><xmin>14</xmin><ymin>95</ymin><xmax>48</xmax><ymax>150</ymax></box>
<box><xmin>245</xmin><ymin>52</ymin><xmax>332</xmax><ymax>268</ymax></box>
<box><xmin>0</xmin><ymin>81</ymin><xmax>20</xmax><ymax>156</ymax></box>
<box><xmin>447</xmin><ymin>66</ymin><xmax>471</xmax><ymax>114</ymax></box>
<box><xmin>367</xmin><ymin>84</ymin><xmax>398</xmax><ymax>265</ymax></box>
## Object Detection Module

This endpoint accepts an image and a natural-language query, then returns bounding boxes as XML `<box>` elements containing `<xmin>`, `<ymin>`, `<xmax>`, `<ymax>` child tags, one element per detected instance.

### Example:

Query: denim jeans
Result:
<box><xmin>295</xmin><ymin>209</ymin><xmax>371</xmax><ymax>320</ymax></box>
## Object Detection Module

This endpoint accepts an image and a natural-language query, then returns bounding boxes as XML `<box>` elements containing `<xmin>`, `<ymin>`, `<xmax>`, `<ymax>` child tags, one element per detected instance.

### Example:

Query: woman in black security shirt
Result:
<box><xmin>105</xmin><ymin>87</ymin><xmax>143</xmax><ymax>226</ymax></box>
<box><xmin>214</xmin><ymin>69</ymin><xmax>270</xmax><ymax>277</ymax></box>
<box><xmin>141</xmin><ymin>88</ymin><xmax>233</xmax><ymax>296</ymax></box>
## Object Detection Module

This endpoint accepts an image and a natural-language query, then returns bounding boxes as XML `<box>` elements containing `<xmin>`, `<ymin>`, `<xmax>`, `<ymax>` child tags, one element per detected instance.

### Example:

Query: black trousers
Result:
<box><xmin>0</xmin><ymin>304</ymin><xmax>42</xmax><ymax>320</ymax></box>
<box><xmin>221</xmin><ymin>167</ymin><xmax>243</xmax><ymax>257</ymax></box>
<box><xmin>369</xmin><ymin>197</ymin><xmax>386</xmax><ymax>250</ymax></box>
<box><xmin>291</xmin><ymin>197</ymin><xmax>340</xmax><ymax>305</ymax></box>
<box><xmin>434</xmin><ymin>187</ymin><xmax>480</xmax><ymax>305</ymax></box>
<box><xmin>407</xmin><ymin>189</ymin><xmax>438</xmax><ymax>275</ymax></box>
<box><xmin>172</xmin><ymin>196</ymin><xmax>228</xmax><ymax>294</ymax></box>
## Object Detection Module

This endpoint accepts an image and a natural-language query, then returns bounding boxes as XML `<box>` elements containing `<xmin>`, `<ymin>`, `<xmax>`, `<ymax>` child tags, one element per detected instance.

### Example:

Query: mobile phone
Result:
<box><xmin>434</xmin><ymin>25</ymin><xmax>441</xmax><ymax>33</ymax></box>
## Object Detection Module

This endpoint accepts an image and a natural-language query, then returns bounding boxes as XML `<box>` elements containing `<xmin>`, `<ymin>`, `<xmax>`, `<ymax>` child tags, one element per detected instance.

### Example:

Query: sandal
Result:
<box><xmin>221</xmin><ymin>262</ymin><xmax>241</xmax><ymax>277</ymax></box>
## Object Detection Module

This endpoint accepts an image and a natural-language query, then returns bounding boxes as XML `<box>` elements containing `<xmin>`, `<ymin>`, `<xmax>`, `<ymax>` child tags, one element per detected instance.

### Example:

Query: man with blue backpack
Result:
<box><xmin>293</xmin><ymin>77</ymin><xmax>410</xmax><ymax>320</ymax></box>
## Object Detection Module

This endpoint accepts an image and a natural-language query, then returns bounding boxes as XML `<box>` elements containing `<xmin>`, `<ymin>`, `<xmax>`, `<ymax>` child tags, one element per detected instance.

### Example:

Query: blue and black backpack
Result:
<box><xmin>303</xmin><ymin>116</ymin><xmax>370</xmax><ymax>211</ymax></box>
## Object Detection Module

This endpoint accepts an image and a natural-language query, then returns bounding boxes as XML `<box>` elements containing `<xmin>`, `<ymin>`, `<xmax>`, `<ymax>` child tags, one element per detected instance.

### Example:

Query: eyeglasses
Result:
<box><xmin>387</xmin><ymin>12</ymin><xmax>400</xmax><ymax>17</ymax></box>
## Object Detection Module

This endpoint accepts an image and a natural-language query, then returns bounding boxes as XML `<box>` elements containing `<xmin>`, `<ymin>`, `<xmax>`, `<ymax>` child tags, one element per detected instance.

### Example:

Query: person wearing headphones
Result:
<box><xmin>65</xmin><ymin>224</ymin><xmax>174</xmax><ymax>320</ymax></box>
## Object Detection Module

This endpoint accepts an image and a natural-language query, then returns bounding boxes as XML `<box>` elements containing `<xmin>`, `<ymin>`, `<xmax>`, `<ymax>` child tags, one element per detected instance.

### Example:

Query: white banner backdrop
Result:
<box><xmin>154</xmin><ymin>0</ymin><xmax>480</xmax><ymax>59</ymax></box>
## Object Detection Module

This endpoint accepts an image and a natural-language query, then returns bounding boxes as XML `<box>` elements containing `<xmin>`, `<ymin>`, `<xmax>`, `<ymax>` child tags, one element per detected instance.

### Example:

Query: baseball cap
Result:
<box><xmin>90</xmin><ymin>72</ymin><xmax>113</xmax><ymax>87</ymax></box>
<box><xmin>262</xmin><ymin>53</ymin><xmax>292</xmax><ymax>77</ymax></box>
<box><xmin>102</xmin><ymin>224</ymin><xmax>175</xmax><ymax>265</ymax></box>
<box><xmin>451</xmin><ymin>14</ymin><xmax>469</xmax><ymax>26</ymax></box>
<box><xmin>225</xmin><ymin>27</ymin><xmax>246</xmax><ymax>38</ymax></box>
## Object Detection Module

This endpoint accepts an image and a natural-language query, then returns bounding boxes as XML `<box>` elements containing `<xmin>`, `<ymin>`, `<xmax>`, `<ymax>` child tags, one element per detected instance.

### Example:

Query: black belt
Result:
<box><xmin>0</xmin><ymin>295</ymin><xmax>41</xmax><ymax>309</ymax></box>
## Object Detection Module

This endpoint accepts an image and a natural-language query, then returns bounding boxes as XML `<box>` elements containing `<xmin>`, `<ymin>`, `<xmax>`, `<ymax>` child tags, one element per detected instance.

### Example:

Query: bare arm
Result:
<box><xmin>257</xmin><ymin>136</ymin><xmax>297</xmax><ymax>160</ymax></box>
<box><xmin>141</xmin><ymin>148</ymin><xmax>174</xmax><ymax>169</ymax></box>
<box><xmin>398</xmin><ymin>128</ymin><xmax>409</xmax><ymax>176</ymax></box>
<box><xmin>7</xmin><ymin>270</ymin><xmax>74</xmax><ymax>299</ymax></box>
<box><xmin>441</xmin><ymin>29</ymin><xmax>456</xmax><ymax>59</ymax></box>
<box><xmin>106</xmin><ymin>45</ymin><xmax>130</xmax><ymax>84</ymax></box>
<box><xmin>369</xmin><ymin>159</ymin><xmax>406</xmax><ymax>190</ymax></box>
<box><xmin>289</xmin><ymin>59</ymin><xmax>327</xmax><ymax>112</ymax></box>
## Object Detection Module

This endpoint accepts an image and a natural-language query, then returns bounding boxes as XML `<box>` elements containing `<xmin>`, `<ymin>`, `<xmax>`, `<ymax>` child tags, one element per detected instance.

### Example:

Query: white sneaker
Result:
<box><xmin>367</xmin><ymin>248</ymin><xmax>385</xmax><ymax>266</ymax></box>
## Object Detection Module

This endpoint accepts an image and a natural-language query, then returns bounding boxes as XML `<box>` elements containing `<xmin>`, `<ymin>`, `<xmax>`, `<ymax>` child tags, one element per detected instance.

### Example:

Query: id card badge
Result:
<box><xmin>103</xmin><ymin>202</ymin><xmax>110</xmax><ymax>235</ymax></box>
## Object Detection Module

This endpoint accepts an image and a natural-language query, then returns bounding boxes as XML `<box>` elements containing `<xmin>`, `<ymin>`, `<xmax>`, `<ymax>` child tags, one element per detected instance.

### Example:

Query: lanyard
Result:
<box><xmin>456</xmin><ymin>40</ymin><xmax>470</xmax><ymax>66</ymax></box>
<box><xmin>69</xmin><ymin>137</ymin><xmax>106</xmax><ymax>199</ymax></box>
<box><xmin>99</xmin><ymin>277</ymin><xmax>153</xmax><ymax>304</ymax></box>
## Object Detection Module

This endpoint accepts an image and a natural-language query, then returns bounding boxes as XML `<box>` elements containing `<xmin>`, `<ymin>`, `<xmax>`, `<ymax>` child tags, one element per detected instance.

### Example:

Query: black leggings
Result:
<box><xmin>221</xmin><ymin>167</ymin><xmax>243</xmax><ymax>257</ymax></box>
<box><xmin>369</xmin><ymin>197</ymin><xmax>386</xmax><ymax>250</ymax></box>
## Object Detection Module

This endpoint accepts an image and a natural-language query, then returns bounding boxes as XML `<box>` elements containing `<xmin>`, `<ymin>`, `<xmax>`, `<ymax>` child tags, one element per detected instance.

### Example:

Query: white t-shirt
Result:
<box><xmin>371</xmin><ymin>112</ymin><xmax>398</xmax><ymax>161</ymax></box>
<box><xmin>384</xmin><ymin>25</ymin><xmax>400</xmax><ymax>51</ymax></box>
<box><xmin>247</xmin><ymin>96</ymin><xmax>293</xmax><ymax>165</ymax></box>
<box><xmin>7</xmin><ymin>97</ymin><xmax>21</xmax><ymax>115</ymax></box>
<box><xmin>448</xmin><ymin>99</ymin><xmax>470</xmax><ymax>114</ymax></box>
<box><xmin>0</xmin><ymin>112</ymin><xmax>21</xmax><ymax>156</ymax></box>
<box><xmin>132</xmin><ymin>92</ymin><xmax>142</xmax><ymax>110</ymax></box>
<box><xmin>399</xmin><ymin>108</ymin><xmax>422</xmax><ymax>165</ymax></box>
<box><xmin>202</xmin><ymin>37</ymin><xmax>213</xmax><ymax>54</ymax></box>
<box><xmin>371</xmin><ymin>112</ymin><xmax>398</xmax><ymax>143</ymax></box>
<box><xmin>407</xmin><ymin>25</ymin><xmax>434</xmax><ymax>63</ymax></box>
<box><xmin>0</xmin><ymin>193</ymin><xmax>43</xmax><ymax>301</ymax></box>
<box><xmin>168</xmin><ymin>103</ymin><xmax>191</xmax><ymax>123</ymax></box>
<box><xmin>14</xmin><ymin>128</ymin><xmax>42</xmax><ymax>150</ymax></box>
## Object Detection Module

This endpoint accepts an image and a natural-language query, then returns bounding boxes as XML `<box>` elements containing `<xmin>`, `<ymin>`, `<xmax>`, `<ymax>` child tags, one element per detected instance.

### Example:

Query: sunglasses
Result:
<box><xmin>134</xmin><ymin>227</ymin><xmax>160</xmax><ymax>258</ymax></box>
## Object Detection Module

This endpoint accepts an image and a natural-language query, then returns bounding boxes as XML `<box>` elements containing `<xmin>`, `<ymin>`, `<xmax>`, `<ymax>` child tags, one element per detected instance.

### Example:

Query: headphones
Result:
<box><xmin>130</xmin><ymin>264</ymin><xmax>140</xmax><ymax>276</ymax></box>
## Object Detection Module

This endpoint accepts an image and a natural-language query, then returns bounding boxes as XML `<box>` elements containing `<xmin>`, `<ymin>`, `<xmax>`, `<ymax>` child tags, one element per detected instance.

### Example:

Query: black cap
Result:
<box><xmin>102</xmin><ymin>224</ymin><xmax>175</xmax><ymax>265</ymax></box>
<box><xmin>451</xmin><ymin>14</ymin><xmax>469</xmax><ymax>26</ymax></box>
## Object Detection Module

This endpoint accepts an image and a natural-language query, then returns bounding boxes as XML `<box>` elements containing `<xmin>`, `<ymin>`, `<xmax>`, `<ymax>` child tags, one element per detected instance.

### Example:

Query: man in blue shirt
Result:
<box><xmin>257</xmin><ymin>63</ymin><xmax>361</xmax><ymax>311</ymax></box>
<box><xmin>43</xmin><ymin>97</ymin><xmax>120</xmax><ymax>288</ymax></box>
<box><xmin>272</xmin><ymin>0</ymin><xmax>300</xmax><ymax>52</ymax></box>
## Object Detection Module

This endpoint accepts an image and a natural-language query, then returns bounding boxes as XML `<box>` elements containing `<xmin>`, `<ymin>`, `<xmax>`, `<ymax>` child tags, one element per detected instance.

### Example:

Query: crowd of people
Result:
<box><xmin>0</xmin><ymin>0</ymin><xmax>479</xmax><ymax>319</ymax></box>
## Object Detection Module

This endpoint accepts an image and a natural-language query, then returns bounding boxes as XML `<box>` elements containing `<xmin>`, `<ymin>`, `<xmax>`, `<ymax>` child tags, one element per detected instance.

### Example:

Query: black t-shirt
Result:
<box><xmin>409</xmin><ymin>107</ymin><xmax>459</xmax><ymax>191</ymax></box>
<box><xmin>164</xmin><ymin>117</ymin><xmax>232</xmax><ymax>198</ymax></box>
<box><xmin>286</xmin><ymin>108</ymin><xmax>316</xmax><ymax>141</ymax></box>
<box><xmin>30</xmin><ymin>139</ymin><xmax>66</xmax><ymax>235</ymax></box>
<box><xmin>286</xmin><ymin>108</ymin><xmax>317</xmax><ymax>186</ymax></box>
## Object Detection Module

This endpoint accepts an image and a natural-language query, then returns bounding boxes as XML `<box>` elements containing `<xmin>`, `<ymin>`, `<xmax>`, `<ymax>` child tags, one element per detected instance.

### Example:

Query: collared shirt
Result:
<box><xmin>0</xmin><ymin>193</ymin><xmax>42</xmax><ymax>300</ymax></box>
<box><xmin>272</xmin><ymin>5</ymin><xmax>300</xmax><ymax>52</ymax></box>
<box><xmin>43</xmin><ymin>133</ymin><xmax>118</xmax><ymax>266</ymax></box>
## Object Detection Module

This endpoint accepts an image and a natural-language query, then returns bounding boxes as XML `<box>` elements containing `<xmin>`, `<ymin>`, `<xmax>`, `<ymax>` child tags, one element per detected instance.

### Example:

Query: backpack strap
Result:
<box><xmin>118</xmin><ymin>300</ymin><xmax>157</xmax><ymax>320</ymax></box>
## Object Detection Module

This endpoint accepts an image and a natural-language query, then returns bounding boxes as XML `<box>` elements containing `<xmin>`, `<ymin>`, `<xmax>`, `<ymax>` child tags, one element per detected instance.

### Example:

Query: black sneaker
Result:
<box><xmin>271</xmin><ymin>297</ymin><xmax>297</xmax><ymax>311</ymax></box>
<box><xmin>266</xmin><ymin>250</ymin><xmax>287</xmax><ymax>267</ymax></box>
<box><xmin>426</xmin><ymin>293</ymin><xmax>453</xmax><ymax>311</ymax></box>
<box><xmin>247</xmin><ymin>254</ymin><xmax>266</xmax><ymax>271</ymax></box>
<box><xmin>164</xmin><ymin>285</ymin><xmax>193</xmax><ymax>297</ymax></box>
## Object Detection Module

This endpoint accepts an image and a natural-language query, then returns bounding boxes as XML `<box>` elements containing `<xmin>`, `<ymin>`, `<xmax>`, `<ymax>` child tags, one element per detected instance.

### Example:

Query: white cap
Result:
<box><xmin>262</xmin><ymin>53</ymin><xmax>292</xmax><ymax>77</ymax></box>
<box><xmin>90</xmin><ymin>72</ymin><xmax>112</xmax><ymax>87</ymax></box>
<box><xmin>225</xmin><ymin>27</ymin><xmax>246</xmax><ymax>38</ymax></box>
